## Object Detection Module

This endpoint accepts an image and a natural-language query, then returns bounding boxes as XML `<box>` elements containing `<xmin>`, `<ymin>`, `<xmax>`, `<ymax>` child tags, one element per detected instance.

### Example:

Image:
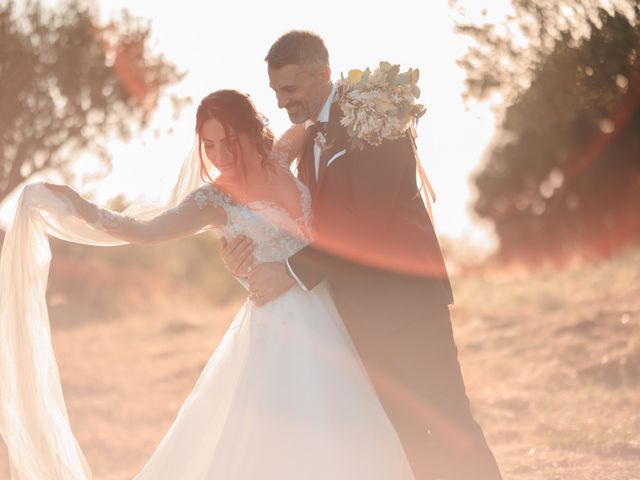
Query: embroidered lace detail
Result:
<box><xmin>297</xmin><ymin>180</ymin><xmax>314</xmax><ymax>237</ymax></box>
<box><xmin>269</xmin><ymin>138</ymin><xmax>293</xmax><ymax>168</ymax></box>
<box><xmin>92</xmin><ymin>208</ymin><xmax>138</xmax><ymax>230</ymax></box>
<box><xmin>192</xmin><ymin>184</ymin><xmax>230</xmax><ymax>210</ymax></box>
<box><xmin>90</xmin><ymin>184</ymin><xmax>231</xmax><ymax>232</ymax></box>
<box><xmin>219</xmin><ymin>178</ymin><xmax>313</xmax><ymax>264</ymax></box>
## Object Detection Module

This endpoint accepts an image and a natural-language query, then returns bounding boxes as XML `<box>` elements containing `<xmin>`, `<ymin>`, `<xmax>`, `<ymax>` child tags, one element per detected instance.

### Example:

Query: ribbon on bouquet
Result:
<box><xmin>409</xmin><ymin>125</ymin><xmax>436</xmax><ymax>223</ymax></box>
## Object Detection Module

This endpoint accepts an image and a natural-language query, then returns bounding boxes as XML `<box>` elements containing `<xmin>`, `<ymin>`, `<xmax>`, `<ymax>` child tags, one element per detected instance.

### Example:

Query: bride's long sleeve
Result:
<box><xmin>88</xmin><ymin>184</ymin><xmax>230</xmax><ymax>245</ymax></box>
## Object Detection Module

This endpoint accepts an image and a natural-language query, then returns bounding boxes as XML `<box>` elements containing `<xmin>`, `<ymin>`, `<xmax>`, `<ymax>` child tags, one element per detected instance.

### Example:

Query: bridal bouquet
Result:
<box><xmin>335</xmin><ymin>61</ymin><xmax>426</xmax><ymax>149</ymax></box>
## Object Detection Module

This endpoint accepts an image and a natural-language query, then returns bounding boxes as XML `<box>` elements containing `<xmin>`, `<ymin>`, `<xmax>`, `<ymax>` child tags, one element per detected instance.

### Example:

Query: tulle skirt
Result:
<box><xmin>133</xmin><ymin>283</ymin><xmax>415</xmax><ymax>479</ymax></box>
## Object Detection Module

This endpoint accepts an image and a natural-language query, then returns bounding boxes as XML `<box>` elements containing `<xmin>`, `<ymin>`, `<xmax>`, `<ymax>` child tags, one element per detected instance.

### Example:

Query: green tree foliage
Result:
<box><xmin>0</xmin><ymin>0</ymin><xmax>183</xmax><ymax>202</ymax></box>
<box><xmin>454</xmin><ymin>2</ymin><xmax>640</xmax><ymax>262</ymax></box>
<box><xmin>452</xmin><ymin>0</ymin><xmax>638</xmax><ymax>105</ymax></box>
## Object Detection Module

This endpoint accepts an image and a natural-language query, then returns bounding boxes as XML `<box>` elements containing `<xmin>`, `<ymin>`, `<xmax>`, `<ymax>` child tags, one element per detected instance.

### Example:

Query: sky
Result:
<box><xmin>38</xmin><ymin>0</ymin><xmax>516</xmax><ymax>249</ymax></box>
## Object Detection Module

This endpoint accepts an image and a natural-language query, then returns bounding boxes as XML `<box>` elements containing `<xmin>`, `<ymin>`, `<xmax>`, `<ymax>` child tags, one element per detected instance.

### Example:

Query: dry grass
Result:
<box><xmin>1</xmin><ymin>246</ymin><xmax>639</xmax><ymax>479</ymax></box>
<box><xmin>451</xmin><ymin>246</ymin><xmax>640</xmax><ymax>479</ymax></box>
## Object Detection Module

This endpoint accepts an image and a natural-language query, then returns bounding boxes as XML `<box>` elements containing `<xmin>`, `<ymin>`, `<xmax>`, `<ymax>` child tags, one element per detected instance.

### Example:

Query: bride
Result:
<box><xmin>0</xmin><ymin>90</ymin><xmax>415</xmax><ymax>479</ymax></box>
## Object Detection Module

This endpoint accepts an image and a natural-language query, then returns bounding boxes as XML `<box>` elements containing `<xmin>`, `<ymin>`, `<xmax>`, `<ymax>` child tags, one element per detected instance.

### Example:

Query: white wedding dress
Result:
<box><xmin>122</xmin><ymin>181</ymin><xmax>416</xmax><ymax>479</ymax></box>
<box><xmin>0</xmin><ymin>173</ymin><xmax>415</xmax><ymax>479</ymax></box>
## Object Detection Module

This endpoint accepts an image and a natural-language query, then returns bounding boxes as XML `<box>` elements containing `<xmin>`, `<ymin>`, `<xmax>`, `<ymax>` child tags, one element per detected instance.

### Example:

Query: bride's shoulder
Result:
<box><xmin>186</xmin><ymin>183</ymin><xmax>233</xmax><ymax>210</ymax></box>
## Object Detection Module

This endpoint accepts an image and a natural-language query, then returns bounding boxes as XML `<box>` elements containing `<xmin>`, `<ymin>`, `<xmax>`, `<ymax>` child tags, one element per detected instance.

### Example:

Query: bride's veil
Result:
<box><xmin>0</xmin><ymin>139</ymin><xmax>212</xmax><ymax>480</ymax></box>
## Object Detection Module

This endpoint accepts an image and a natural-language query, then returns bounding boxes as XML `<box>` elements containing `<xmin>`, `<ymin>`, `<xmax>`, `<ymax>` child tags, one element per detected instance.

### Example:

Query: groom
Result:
<box><xmin>221</xmin><ymin>30</ymin><xmax>502</xmax><ymax>480</ymax></box>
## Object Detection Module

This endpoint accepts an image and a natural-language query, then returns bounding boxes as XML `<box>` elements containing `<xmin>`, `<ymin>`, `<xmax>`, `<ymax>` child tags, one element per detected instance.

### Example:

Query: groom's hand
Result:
<box><xmin>219</xmin><ymin>235</ymin><xmax>254</xmax><ymax>278</ymax></box>
<box><xmin>247</xmin><ymin>262</ymin><xmax>295</xmax><ymax>306</ymax></box>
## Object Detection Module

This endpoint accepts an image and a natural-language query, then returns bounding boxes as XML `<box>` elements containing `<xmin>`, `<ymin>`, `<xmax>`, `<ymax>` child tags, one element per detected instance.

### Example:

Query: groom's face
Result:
<box><xmin>268</xmin><ymin>64</ymin><xmax>329</xmax><ymax>124</ymax></box>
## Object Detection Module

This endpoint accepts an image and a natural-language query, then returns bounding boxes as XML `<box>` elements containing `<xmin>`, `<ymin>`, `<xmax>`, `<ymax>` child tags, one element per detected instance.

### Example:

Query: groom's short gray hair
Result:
<box><xmin>265</xmin><ymin>30</ymin><xmax>329</xmax><ymax>69</ymax></box>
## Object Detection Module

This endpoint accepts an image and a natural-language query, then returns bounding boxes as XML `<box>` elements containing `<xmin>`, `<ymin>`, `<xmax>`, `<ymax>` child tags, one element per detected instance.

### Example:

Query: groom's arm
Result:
<box><xmin>286</xmin><ymin>243</ymin><xmax>354</xmax><ymax>291</ymax></box>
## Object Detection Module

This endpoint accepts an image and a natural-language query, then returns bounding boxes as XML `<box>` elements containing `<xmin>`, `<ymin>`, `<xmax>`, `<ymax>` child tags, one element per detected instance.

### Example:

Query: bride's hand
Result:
<box><xmin>219</xmin><ymin>235</ymin><xmax>254</xmax><ymax>278</ymax></box>
<box><xmin>247</xmin><ymin>262</ymin><xmax>295</xmax><ymax>306</ymax></box>
<box><xmin>43</xmin><ymin>183</ymin><xmax>98</xmax><ymax>223</ymax></box>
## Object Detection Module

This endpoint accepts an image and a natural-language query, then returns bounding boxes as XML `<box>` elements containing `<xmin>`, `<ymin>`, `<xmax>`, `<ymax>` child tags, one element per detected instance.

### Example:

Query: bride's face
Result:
<box><xmin>268</xmin><ymin>64</ymin><xmax>329</xmax><ymax>124</ymax></box>
<box><xmin>201</xmin><ymin>117</ymin><xmax>246</xmax><ymax>178</ymax></box>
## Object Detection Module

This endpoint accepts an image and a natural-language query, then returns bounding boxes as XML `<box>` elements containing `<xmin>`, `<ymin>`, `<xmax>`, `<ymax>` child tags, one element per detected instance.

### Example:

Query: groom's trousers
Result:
<box><xmin>330</xmin><ymin>268</ymin><xmax>502</xmax><ymax>480</ymax></box>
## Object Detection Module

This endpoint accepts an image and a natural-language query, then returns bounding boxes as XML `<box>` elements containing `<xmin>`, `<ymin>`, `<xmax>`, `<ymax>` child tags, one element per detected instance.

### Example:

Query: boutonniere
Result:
<box><xmin>335</xmin><ymin>61</ymin><xmax>426</xmax><ymax>150</ymax></box>
<box><xmin>313</xmin><ymin>130</ymin><xmax>333</xmax><ymax>155</ymax></box>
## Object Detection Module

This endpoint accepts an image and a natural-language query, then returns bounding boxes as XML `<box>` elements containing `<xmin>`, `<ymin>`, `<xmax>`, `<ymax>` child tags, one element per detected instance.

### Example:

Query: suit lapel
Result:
<box><xmin>317</xmin><ymin>102</ymin><xmax>348</xmax><ymax>190</ymax></box>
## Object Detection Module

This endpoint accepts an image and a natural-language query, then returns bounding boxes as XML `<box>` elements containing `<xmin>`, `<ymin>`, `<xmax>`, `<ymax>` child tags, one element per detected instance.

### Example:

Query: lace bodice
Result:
<box><xmin>219</xmin><ymin>185</ymin><xmax>312</xmax><ymax>263</ymax></box>
<box><xmin>90</xmin><ymin>178</ymin><xmax>313</xmax><ymax>263</ymax></box>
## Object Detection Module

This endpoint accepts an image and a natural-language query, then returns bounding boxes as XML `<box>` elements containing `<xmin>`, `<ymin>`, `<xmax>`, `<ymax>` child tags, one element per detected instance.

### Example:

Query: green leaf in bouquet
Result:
<box><xmin>387</xmin><ymin>64</ymin><xmax>400</xmax><ymax>81</ymax></box>
<box><xmin>410</xmin><ymin>68</ymin><xmax>420</xmax><ymax>84</ymax></box>
<box><xmin>411</xmin><ymin>84</ymin><xmax>421</xmax><ymax>98</ymax></box>
<box><xmin>395</xmin><ymin>72</ymin><xmax>411</xmax><ymax>86</ymax></box>
<box><xmin>379</xmin><ymin>61</ymin><xmax>392</xmax><ymax>72</ymax></box>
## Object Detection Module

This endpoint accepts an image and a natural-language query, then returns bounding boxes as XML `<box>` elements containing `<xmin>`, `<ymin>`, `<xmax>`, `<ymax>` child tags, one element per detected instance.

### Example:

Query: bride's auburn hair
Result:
<box><xmin>195</xmin><ymin>89</ymin><xmax>275</xmax><ymax>183</ymax></box>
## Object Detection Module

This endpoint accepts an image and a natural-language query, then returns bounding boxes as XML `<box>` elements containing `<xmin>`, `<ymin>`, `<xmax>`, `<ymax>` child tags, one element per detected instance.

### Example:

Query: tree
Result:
<box><xmin>0</xmin><ymin>0</ymin><xmax>184</xmax><ymax>203</ymax></box>
<box><xmin>451</xmin><ymin>0</ymin><xmax>638</xmax><ymax>105</ymax></box>
<box><xmin>453</xmin><ymin>2</ymin><xmax>640</xmax><ymax>263</ymax></box>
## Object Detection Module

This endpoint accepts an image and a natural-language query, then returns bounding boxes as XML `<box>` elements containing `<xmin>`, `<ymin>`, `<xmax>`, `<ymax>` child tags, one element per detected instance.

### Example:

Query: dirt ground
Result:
<box><xmin>1</xmin><ymin>247</ymin><xmax>639</xmax><ymax>479</ymax></box>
